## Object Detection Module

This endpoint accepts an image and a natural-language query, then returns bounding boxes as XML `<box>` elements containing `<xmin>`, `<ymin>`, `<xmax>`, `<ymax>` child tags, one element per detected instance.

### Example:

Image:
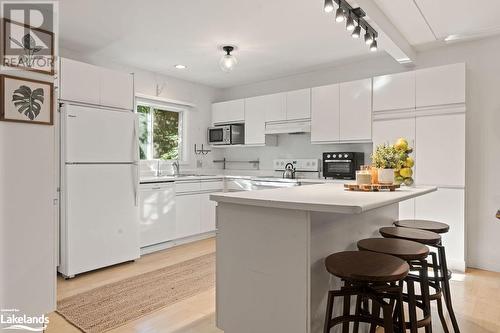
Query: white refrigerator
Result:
<box><xmin>59</xmin><ymin>104</ymin><xmax>140</xmax><ymax>278</ymax></box>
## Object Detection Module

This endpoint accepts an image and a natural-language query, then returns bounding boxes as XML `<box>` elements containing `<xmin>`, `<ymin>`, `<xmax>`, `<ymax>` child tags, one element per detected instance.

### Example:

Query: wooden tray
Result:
<box><xmin>344</xmin><ymin>183</ymin><xmax>400</xmax><ymax>192</ymax></box>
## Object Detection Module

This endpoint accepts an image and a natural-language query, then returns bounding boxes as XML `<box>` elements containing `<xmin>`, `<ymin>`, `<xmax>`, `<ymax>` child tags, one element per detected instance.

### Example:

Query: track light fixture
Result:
<box><xmin>322</xmin><ymin>0</ymin><xmax>378</xmax><ymax>52</ymax></box>
<box><xmin>364</xmin><ymin>31</ymin><xmax>373</xmax><ymax>45</ymax></box>
<box><xmin>324</xmin><ymin>0</ymin><xmax>334</xmax><ymax>13</ymax></box>
<box><xmin>345</xmin><ymin>13</ymin><xmax>355</xmax><ymax>31</ymax></box>
<box><xmin>335</xmin><ymin>7</ymin><xmax>345</xmax><ymax>22</ymax></box>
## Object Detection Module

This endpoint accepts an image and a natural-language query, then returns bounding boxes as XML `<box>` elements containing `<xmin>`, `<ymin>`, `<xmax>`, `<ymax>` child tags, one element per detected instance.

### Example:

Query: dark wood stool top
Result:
<box><xmin>325</xmin><ymin>251</ymin><xmax>409</xmax><ymax>283</ymax></box>
<box><xmin>394</xmin><ymin>219</ymin><xmax>450</xmax><ymax>234</ymax></box>
<box><xmin>357</xmin><ymin>238</ymin><xmax>429</xmax><ymax>261</ymax></box>
<box><xmin>380</xmin><ymin>226</ymin><xmax>441</xmax><ymax>245</ymax></box>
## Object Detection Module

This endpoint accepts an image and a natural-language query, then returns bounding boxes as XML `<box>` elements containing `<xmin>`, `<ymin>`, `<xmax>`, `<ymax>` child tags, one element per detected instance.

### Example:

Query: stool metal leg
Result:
<box><xmin>353</xmin><ymin>295</ymin><xmax>362</xmax><ymax>333</ymax></box>
<box><xmin>406</xmin><ymin>279</ymin><xmax>418</xmax><ymax>333</ymax></box>
<box><xmin>342</xmin><ymin>291</ymin><xmax>351</xmax><ymax>333</ymax></box>
<box><xmin>324</xmin><ymin>290</ymin><xmax>334</xmax><ymax>333</ymax></box>
<box><xmin>438</xmin><ymin>245</ymin><xmax>460</xmax><ymax>333</ymax></box>
<box><xmin>420</xmin><ymin>259</ymin><xmax>433</xmax><ymax>333</ymax></box>
<box><xmin>431</xmin><ymin>251</ymin><xmax>450</xmax><ymax>333</ymax></box>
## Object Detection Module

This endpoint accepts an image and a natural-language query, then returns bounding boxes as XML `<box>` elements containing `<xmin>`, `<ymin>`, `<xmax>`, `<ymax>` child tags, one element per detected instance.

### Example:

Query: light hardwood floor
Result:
<box><xmin>47</xmin><ymin>237</ymin><xmax>500</xmax><ymax>333</ymax></box>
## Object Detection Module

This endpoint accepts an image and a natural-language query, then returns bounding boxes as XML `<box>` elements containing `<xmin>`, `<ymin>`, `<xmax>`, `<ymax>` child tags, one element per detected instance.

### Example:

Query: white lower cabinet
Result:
<box><xmin>398</xmin><ymin>198</ymin><xmax>415</xmax><ymax>220</ymax></box>
<box><xmin>415</xmin><ymin>188</ymin><xmax>465</xmax><ymax>270</ymax></box>
<box><xmin>175</xmin><ymin>193</ymin><xmax>202</xmax><ymax>239</ymax></box>
<box><xmin>201</xmin><ymin>193</ymin><xmax>217</xmax><ymax>233</ymax></box>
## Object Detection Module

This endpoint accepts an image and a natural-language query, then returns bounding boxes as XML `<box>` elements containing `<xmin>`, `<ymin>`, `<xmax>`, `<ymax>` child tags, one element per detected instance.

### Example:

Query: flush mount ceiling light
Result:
<box><xmin>219</xmin><ymin>45</ymin><xmax>238</xmax><ymax>72</ymax></box>
<box><xmin>174</xmin><ymin>64</ymin><xmax>187</xmax><ymax>69</ymax></box>
<box><xmin>323</xmin><ymin>0</ymin><xmax>378</xmax><ymax>52</ymax></box>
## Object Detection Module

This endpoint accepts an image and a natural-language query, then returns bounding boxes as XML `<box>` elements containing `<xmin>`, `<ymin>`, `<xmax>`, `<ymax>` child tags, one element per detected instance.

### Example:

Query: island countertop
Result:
<box><xmin>210</xmin><ymin>183</ymin><xmax>437</xmax><ymax>214</ymax></box>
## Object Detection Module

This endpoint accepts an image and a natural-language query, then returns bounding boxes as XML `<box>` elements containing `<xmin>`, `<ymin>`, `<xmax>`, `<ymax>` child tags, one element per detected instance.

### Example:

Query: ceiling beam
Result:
<box><xmin>355</xmin><ymin>0</ymin><xmax>417</xmax><ymax>63</ymax></box>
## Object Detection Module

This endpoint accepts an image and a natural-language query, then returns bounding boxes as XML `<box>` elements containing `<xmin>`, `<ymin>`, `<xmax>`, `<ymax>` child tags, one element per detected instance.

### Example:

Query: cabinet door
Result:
<box><xmin>59</xmin><ymin>58</ymin><xmax>100</xmax><ymax>105</ymax></box>
<box><xmin>212</xmin><ymin>99</ymin><xmax>245</xmax><ymax>124</ymax></box>
<box><xmin>415</xmin><ymin>188</ymin><xmax>465</xmax><ymax>270</ymax></box>
<box><xmin>175</xmin><ymin>194</ymin><xmax>201</xmax><ymax>239</ymax></box>
<box><xmin>372</xmin><ymin>118</ymin><xmax>415</xmax><ymax>149</ymax></box>
<box><xmin>244</xmin><ymin>96</ymin><xmax>266</xmax><ymax>145</ymax></box>
<box><xmin>416</xmin><ymin>114</ymin><xmax>465</xmax><ymax>187</ymax></box>
<box><xmin>416</xmin><ymin>63</ymin><xmax>466</xmax><ymax>108</ymax></box>
<box><xmin>339</xmin><ymin>78</ymin><xmax>372</xmax><ymax>141</ymax></box>
<box><xmin>311</xmin><ymin>84</ymin><xmax>340</xmax><ymax>142</ymax></box>
<box><xmin>200</xmin><ymin>193</ymin><xmax>217</xmax><ymax>233</ymax></box>
<box><xmin>264</xmin><ymin>93</ymin><xmax>287</xmax><ymax>122</ymax></box>
<box><xmin>373</xmin><ymin>71</ymin><xmax>415</xmax><ymax>112</ymax></box>
<box><xmin>286</xmin><ymin>89</ymin><xmax>311</xmax><ymax>120</ymax></box>
<box><xmin>139</xmin><ymin>186</ymin><xmax>176</xmax><ymax>247</ymax></box>
<box><xmin>100</xmin><ymin>68</ymin><xmax>134</xmax><ymax>110</ymax></box>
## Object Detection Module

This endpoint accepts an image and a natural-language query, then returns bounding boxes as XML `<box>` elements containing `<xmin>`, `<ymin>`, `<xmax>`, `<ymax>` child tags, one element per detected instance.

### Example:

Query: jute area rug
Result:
<box><xmin>57</xmin><ymin>252</ymin><xmax>215</xmax><ymax>333</ymax></box>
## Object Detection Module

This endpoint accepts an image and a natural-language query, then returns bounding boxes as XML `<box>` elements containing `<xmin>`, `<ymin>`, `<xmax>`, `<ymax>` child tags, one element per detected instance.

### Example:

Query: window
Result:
<box><xmin>137</xmin><ymin>101</ymin><xmax>184</xmax><ymax>161</ymax></box>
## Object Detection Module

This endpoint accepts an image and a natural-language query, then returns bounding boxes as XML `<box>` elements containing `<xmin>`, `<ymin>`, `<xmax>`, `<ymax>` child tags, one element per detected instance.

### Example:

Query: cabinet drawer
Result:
<box><xmin>201</xmin><ymin>180</ymin><xmax>224</xmax><ymax>191</ymax></box>
<box><xmin>175</xmin><ymin>181</ymin><xmax>201</xmax><ymax>193</ymax></box>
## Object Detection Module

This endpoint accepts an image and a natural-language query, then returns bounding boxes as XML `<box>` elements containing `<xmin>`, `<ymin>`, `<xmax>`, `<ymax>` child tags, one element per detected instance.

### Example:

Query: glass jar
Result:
<box><xmin>356</xmin><ymin>165</ymin><xmax>372</xmax><ymax>185</ymax></box>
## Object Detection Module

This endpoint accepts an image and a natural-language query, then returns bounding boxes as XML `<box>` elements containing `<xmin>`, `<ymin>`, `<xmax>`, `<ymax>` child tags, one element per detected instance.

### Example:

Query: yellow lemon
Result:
<box><xmin>405</xmin><ymin>157</ymin><xmax>415</xmax><ymax>168</ymax></box>
<box><xmin>400</xmin><ymin>168</ymin><xmax>413</xmax><ymax>178</ymax></box>
<box><xmin>395</xmin><ymin>138</ymin><xmax>408</xmax><ymax>151</ymax></box>
<box><xmin>404</xmin><ymin>177</ymin><xmax>414</xmax><ymax>186</ymax></box>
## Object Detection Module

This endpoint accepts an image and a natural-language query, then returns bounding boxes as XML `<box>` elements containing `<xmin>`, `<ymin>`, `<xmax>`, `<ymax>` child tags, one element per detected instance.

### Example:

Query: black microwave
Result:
<box><xmin>322</xmin><ymin>152</ymin><xmax>364</xmax><ymax>179</ymax></box>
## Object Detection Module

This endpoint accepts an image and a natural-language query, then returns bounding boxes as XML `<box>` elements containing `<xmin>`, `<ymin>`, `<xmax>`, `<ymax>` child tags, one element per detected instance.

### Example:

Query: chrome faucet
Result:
<box><xmin>172</xmin><ymin>160</ymin><xmax>180</xmax><ymax>176</ymax></box>
<box><xmin>156</xmin><ymin>159</ymin><xmax>162</xmax><ymax>177</ymax></box>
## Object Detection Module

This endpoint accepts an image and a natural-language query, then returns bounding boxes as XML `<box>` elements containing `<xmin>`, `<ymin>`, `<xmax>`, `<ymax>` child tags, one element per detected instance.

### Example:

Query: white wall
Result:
<box><xmin>60</xmin><ymin>48</ymin><xmax>222</xmax><ymax>171</ymax></box>
<box><xmin>217</xmin><ymin>35</ymin><xmax>500</xmax><ymax>272</ymax></box>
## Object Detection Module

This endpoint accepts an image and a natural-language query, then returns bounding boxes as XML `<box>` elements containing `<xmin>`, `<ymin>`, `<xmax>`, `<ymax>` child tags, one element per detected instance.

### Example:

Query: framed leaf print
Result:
<box><xmin>2</xmin><ymin>18</ymin><xmax>55</xmax><ymax>75</ymax></box>
<box><xmin>0</xmin><ymin>75</ymin><xmax>53</xmax><ymax>125</ymax></box>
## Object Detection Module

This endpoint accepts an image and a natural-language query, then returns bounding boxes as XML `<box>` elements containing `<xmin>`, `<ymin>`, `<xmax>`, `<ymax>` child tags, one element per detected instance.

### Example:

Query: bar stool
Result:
<box><xmin>324</xmin><ymin>251</ymin><xmax>409</xmax><ymax>333</ymax></box>
<box><xmin>394</xmin><ymin>220</ymin><xmax>460</xmax><ymax>333</ymax></box>
<box><xmin>357</xmin><ymin>238</ymin><xmax>432</xmax><ymax>333</ymax></box>
<box><xmin>380</xmin><ymin>226</ymin><xmax>459</xmax><ymax>333</ymax></box>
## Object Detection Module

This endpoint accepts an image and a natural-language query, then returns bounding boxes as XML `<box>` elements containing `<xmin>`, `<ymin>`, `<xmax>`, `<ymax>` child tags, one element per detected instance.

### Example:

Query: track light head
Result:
<box><xmin>370</xmin><ymin>39</ymin><xmax>378</xmax><ymax>52</ymax></box>
<box><xmin>352</xmin><ymin>25</ymin><xmax>361</xmax><ymax>38</ymax></box>
<box><xmin>324</xmin><ymin>0</ymin><xmax>334</xmax><ymax>13</ymax></box>
<box><xmin>364</xmin><ymin>32</ymin><xmax>373</xmax><ymax>45</ymax></box>
<box><xmin>346</xmin><ymin>15</ymin><xmax>355</xmax><ymax>31</ymax></box>
<box><xmin>335</xmin><ymin>7</ymin><xmax>345</xmax><ymax>22</ymax></box>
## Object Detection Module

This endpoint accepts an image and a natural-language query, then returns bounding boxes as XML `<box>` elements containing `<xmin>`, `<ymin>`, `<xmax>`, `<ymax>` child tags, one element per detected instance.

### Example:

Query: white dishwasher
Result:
<box><xmin>139</xmin><ymin>181</ymin><xmax>176</xmax><ymax>247</ymax></box>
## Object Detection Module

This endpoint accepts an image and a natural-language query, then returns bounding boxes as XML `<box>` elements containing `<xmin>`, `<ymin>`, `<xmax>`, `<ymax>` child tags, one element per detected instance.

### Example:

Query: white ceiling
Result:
<box><xmin>58</xmin><ymin>0</ymin><xmax>388</xmax><ymax>88</ymax></box>
<box><xmin>58</xmin><ymin>0</ymin><xmax>500</xmax><ymax>88</ymax></box>
<box><xmin>374</xmin><ymin>0</ymin><xmax>500</xmax><ymax>45</ymax></box>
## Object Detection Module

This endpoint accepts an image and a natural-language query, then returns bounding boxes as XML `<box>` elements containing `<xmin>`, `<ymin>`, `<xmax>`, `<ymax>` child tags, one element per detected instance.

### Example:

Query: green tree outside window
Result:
<box><xmin>137</xmin><ymin>104</ymin><xmax>181</xmax><ymax>160</ymax></box>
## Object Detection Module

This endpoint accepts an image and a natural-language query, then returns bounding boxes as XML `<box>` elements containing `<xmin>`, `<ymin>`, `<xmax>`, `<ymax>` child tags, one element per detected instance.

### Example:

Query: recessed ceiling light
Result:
<box><xmin>174</xmin><ymin>64</ymin><xmax>187</xmax><ymax>69</ymax></box>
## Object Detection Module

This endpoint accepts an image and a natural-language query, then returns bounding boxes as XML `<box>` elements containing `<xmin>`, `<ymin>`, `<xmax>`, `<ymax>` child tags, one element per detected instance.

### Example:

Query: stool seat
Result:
<box><xmin>394</xmin><ymin>219</ymin><xmax>450</xmax><ymax>234</ymax></box>
<box><xmin>379</xmin><ymin>226</ymin><xmax>441</xmax><ymax>246</ymax></box>
<box><xmin>357</xmin><ymin>238</ymin><xmax>429</xmax><ymax>261</ymax></box>
<box><xmin>325</xmin><ymin>251</ymin><xmax>409</xmax><ymax>283</ymax></box>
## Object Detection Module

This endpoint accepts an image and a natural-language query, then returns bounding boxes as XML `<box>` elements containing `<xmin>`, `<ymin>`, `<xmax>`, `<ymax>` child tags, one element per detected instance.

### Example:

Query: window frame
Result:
<box><xmin>135</xmin><ymin>96</ymin><xmax>188</xmax><ymax>163</ymax></box>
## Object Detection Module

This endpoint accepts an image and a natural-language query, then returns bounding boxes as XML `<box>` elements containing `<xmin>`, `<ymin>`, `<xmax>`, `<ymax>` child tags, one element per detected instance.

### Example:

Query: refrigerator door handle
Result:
<box><xmin>133</xmin><ymin>116</ymin><xmax>140</xmax><ymax>206</ymax></box>
<box><xmin>133</xmin><ymin>162</ymin><xmax>139</xmax><ymax>207</ymax></box>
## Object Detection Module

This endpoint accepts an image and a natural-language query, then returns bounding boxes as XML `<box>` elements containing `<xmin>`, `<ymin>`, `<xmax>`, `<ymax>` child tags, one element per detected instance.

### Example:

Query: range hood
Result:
<box><xmin>265</xmin><ymin>119</ymin><xmax>311</xmax><ymax>134</ymax></box>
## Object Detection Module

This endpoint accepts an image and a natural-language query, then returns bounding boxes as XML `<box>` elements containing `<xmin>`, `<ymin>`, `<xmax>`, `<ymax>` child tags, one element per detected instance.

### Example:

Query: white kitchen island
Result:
<box><xmin>210</xmin><ymin>183</ymin><xmax>436</xmax><ymax>333</ymax></box>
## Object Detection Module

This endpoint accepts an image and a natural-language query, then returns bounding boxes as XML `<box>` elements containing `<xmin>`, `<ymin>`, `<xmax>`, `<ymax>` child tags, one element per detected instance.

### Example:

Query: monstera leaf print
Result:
<box><xmin>12</xmin><ymin>85</ymin><xmax>45</xmax><ymax>120</ymax></box>
<box><xmin>9</xmin><ymin>33</ymin><xmax>44</xmax><ymax>67</ymax></box>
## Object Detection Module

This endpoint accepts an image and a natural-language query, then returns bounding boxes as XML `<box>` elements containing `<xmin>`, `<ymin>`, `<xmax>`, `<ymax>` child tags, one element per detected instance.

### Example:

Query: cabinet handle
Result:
<box><xmin>152</xmin><ymin>187</ymin><xmax>161</xmax><ymax>190</ymax></box>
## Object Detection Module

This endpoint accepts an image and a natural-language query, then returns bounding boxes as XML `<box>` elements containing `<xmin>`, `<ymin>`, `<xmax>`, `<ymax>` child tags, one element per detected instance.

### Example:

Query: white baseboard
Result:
<box><xmin>140</xmin><ymin>232</ymin><xmax>216</xmax><ymax>256</ymax></box>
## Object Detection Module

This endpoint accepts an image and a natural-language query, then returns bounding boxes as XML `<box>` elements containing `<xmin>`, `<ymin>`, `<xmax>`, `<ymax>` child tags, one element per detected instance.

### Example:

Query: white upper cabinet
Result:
<box><xmin>264</xmin><ymin>93</ymin><xmax>287</xmax><ymax>122</ymax></box>
<box><xmin>311</xmin><ymin>84</ymin><xmax>340</xmax><ymax>143</ymax></box>
<box><xmin>286</xmin><ymin>89</ymin><xmax>311</xmax><ymax>120</ymax></box>
<box><xmin>416</xmin><ymin>63</ymin><xmax>466</xmax><ymax>108</ymax></box>
<box><xmin>244</xmin><ymin>96</ymin><xmax>267</xmax><ymax>145</ymax></box>
<box><xmin>372</xmin><ymin>117</ymin><xmax>416</xmax><ymax>150</ymax></box>
<box><xmin>339</xmin><ymin>78</ymin><xmax>372</xmax><ymax>142</ymax></box>
<box><xmin>100</xmin><ymin>68</ymin><xmax>134</xmax><ymax>111</ymax></box>
<box><xmin>59</xmin><ymin>58</ymin><xmax>134</xmax><ymax>111</ymax></box>
<box><xmin>60</xmin><ymin>58</ymin><xmax>101</xmax><ymax>105</ymax></box>
<box><xmin>212</xmin><ymin>99</ymin><xmax>245</xmax><ymax>125</ymax></box>
<box><xmin>373</xmin><ymin>71</ymin><xmax>416</xmax><ymax>112</ymax></box>
<box><xmin>416</xmin><ymin>113</ymin><xmax>465</xmax><ymax>187</ymax></box>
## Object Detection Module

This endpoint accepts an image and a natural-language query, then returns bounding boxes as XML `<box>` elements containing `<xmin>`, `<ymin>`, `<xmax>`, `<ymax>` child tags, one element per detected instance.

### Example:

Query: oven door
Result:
<box><xmin>208</xmin><ymin>127</ymin><xmax>229</xmax><ymax>145</ymax></box>
<box><xmin>323</xmin><ymin>160</ymin><xmax>355</xmax><ymax>178</ymax></box>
